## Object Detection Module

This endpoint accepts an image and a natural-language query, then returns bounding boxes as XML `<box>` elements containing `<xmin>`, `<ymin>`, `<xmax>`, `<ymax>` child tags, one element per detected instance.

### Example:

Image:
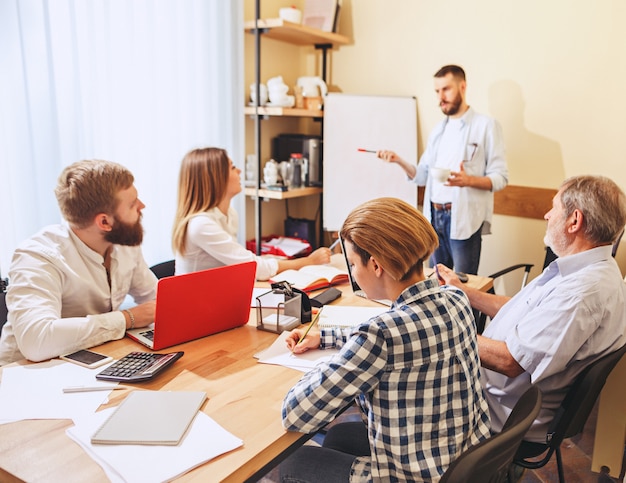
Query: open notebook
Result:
<box><xmin>127</xmin><ymin>261</ymin><xmax>256</xmax><ymax>350</ymax></box>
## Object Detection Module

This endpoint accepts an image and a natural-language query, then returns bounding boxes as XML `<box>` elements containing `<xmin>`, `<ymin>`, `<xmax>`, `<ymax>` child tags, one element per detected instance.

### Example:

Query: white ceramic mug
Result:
<box><xmin>430</xmin><ymin>167</ymin><xmax>451</xmax><ymax>183</ymax></box>
<box><xmin>296</xmin><ymin>76</ymin><xmax>328</xmax><ymax>97</ymax></box>
<box><xmin>269</xmin><ymin>84</ymin><xmax>289</xmax><ymax>103</ymax></box>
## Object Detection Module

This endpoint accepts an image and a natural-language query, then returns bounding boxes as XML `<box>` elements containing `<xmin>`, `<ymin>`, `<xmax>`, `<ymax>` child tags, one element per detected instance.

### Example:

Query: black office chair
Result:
<box><xmin>513</xmin><ymin>344</ymin><xmax>626</xmax><ymax>483</ymax></box>
<box><xmin>149</xmin><ymin>260</ymin><xmax>175</xmax><ymax>279</ymax></box>
<box><xmin>440</xmin><ymin>385</ymin><xmax>542</xmax><ymax>483</ymax></box>
<box><xmin>0</xmin><ymin>275</ymin><xmax>8</xmax><ymax>336</ymax></box>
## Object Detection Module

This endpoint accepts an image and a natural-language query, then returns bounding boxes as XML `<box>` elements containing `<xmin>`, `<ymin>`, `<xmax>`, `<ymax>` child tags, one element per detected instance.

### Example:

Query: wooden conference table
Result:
<box><xmin>0</xmin><ymin>271</ymin><xmax>492</xmax><ymax>483</ymax></box>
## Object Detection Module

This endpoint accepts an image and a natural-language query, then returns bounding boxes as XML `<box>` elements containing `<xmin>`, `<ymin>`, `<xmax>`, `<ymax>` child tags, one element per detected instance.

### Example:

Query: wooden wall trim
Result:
<box><xmin>417</xmin><ymin>185</ymin><xmax>557</xmax><ymax>220</ymax></box>
<box><xmin>493</xmin><ymin>185</ymin><xmax>557</xmax><ymax>220</ymax></box>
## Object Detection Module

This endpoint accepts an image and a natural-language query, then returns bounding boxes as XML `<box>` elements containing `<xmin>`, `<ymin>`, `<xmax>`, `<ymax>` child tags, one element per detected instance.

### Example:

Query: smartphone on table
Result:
<box><xmin>60</xmin><ymin>349</ymin><xmax>113</xmax><ymax>369</ymax></box>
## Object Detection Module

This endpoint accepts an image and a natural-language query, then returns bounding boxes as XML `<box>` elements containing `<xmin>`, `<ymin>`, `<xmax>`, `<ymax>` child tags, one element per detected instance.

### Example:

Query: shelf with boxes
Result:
<box><xmin>245</xmin><ymin>12</ymin><xmax>349</xmax><ymax>253</ymax></box>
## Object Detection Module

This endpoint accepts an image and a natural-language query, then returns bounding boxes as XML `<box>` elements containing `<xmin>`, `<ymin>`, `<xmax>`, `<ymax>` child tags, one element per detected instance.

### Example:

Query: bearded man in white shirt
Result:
<box><xmin>0</xmin><ymin>160</ymin><xmax>157</xmax><ymax>365</ymax></box>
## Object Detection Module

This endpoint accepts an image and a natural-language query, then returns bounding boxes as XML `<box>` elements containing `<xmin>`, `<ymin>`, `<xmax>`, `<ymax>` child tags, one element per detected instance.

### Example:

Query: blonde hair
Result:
<box><xmin>172</xmin><ymin>147</ymin><xmax>229</xmax><ymax>255</ymax></box>
<box><xmin>55</xmin><ymin>159</ymin><xmax>134</xmax><ymax>228</ymax></box>
<box><xmin>339</xmin><ymin>197</ymin><xmax>438</xmax><ymax>281</ymax></box>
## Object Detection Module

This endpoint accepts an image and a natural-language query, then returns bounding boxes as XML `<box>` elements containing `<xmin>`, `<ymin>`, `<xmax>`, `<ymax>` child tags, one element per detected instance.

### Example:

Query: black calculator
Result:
<box><xmin>95</xmin><ymin>351</ymin><xmax>184</xmax><ymax>382</ymax></box>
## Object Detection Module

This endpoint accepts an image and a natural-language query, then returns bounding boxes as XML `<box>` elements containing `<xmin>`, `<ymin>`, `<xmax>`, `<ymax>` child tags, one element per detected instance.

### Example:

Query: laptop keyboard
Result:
<box><xmin>140</xmin><ymin>329</ymin><xmax>154</xmax><ymax>341</ymax></box>
<box><xmin>96</xmin><ymin>351</ymin><xmax>184</xmax><ymax>382</ymax></box>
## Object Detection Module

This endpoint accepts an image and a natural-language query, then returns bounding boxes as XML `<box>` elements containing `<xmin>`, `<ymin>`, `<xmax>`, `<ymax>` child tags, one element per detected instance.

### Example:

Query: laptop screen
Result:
<box><xmin>339</xmin><ymin>236</ymin><xmax>363</xmax><ymax>293</ymax></box>
<box><xmin>339</xmin><ymin>236</ymin><xmax>392</xmax><ymax>307</ymax></box>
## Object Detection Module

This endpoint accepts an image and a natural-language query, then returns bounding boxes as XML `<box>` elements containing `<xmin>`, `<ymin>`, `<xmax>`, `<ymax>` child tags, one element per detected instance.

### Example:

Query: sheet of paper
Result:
<box><xmin>0</xmin><ymin>359</ymin><xmax>117</xmax><ymax>424</ymax></box>
<box><xmin>256</xmin><ymin>331</ymin><xmax>339</xmax><ymax>372</ymax></box>
<box><xmin>66</xmin><ymin>408</ymin><xmax>243</xmax><ymax>483</ymax></box>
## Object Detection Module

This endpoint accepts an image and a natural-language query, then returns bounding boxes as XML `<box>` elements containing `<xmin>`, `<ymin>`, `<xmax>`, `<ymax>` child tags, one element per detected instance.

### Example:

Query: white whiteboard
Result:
<box><xmin>323</xmin><ymin>93</ymin><xmax>418</xmax><ymax>231</ymax></box>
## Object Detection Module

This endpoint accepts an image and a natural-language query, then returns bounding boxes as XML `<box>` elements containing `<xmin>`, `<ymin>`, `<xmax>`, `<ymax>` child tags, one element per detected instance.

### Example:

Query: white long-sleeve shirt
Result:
<box><xmin>174</xmin><ymin>207</ymin><xmax>279</xmax><ymax>281</ymax></box>
<box><xmin>0</xmin><ymin>224</ymin><xmax>157</xmax><ymax>365</ymax></box>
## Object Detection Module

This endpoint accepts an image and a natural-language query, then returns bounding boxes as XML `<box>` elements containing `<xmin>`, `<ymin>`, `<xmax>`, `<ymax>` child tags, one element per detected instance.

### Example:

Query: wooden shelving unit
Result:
<box><xmin>244</xmin><ymin>18</ymin><xmax>349</xmax><ymax>47</ymax></box>
<box><xmin>244</xmin><ymin>186</ymin><xmax>323</xmax><ymax>200</ymax></box>
<box><xmin>246</xmin><ymin>11</ymin><xmax>349</xmax><ymax>253</ymax></box>
<box><xmin>243</xmin><ymin>106</ymin><xmax>323</xmax><ymax>118</ymax></box>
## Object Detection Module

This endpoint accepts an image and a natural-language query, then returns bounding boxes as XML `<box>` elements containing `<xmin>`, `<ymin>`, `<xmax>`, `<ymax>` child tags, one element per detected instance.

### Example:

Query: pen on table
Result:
<box><xmin>295</xmin><ymin>308</ymin><xmax>323</xmax><ymax>348</ymax></box>
<box><xmin>62</xmin><ymin>385</ymin><xmax>128</xmax><ymax>393</ymax></box>
<box><xmin>357</xmin><ymin>148</ymin><xmax>376</xmax><ymax>153</ymax></box>
<box><xmin>329</xmin><ymin>238</ymin><xmax>340</xmax><ymax>251</ymax></box>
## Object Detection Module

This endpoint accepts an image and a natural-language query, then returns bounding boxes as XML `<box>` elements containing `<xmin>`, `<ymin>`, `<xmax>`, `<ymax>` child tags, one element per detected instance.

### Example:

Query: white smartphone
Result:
<box><xmin>60</xmin><ymin>349</ymin><xmax>113</xmax><ymax>369</ymax></box>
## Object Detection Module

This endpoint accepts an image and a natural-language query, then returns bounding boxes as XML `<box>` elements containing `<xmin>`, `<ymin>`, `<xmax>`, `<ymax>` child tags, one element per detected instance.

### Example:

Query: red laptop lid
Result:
<box><xmin>152</xmin><ymin>261</ymin><xmax>256</xmax><ymax>350</ymax></box>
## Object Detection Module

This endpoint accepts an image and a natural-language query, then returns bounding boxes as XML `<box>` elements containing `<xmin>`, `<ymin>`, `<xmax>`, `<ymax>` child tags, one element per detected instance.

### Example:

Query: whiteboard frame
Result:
<box><xmin>322</xmin><ymin>93</ymin><xmax>418</xmax><ymax>232</ymax></box>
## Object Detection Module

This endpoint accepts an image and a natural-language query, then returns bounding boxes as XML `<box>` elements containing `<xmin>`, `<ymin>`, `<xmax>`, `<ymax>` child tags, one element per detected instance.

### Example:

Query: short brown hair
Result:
<box><xmin>54</xmin><ymin>159</ymin><xmax>134</xmax><ymax>228</ymax></box>
<box><xmin>172</xmin><ymin>147</ymin><xmax>230</xmax><ymax>255</ymax></box>
<box><xmin>339</xmin><ymin>197</ymin><xmax>438</xmax><ymax>281</ymax></box>
<box><xmin>434</xmin><ymin>64</ymin><xmax>466</xmax><ymax>82</ymax></box>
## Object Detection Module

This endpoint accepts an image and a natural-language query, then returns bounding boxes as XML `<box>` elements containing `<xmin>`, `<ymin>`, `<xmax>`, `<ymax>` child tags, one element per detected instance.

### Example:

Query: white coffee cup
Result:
<box><xmin>250</xmin><ymin>83</ymin><xmax>268</xmax><ymax>105</ymax></box>
<box><xmin>267</xmin><ymin>76</ymin><xmax>285</xmax><ymax>89</ymax></box>
<box><xmin>269</xmin><ymin>84</ymin><xmax>289</xmax><ymax>104</ymax></box>
<box><xmin>279</xmin><ymin>6</ymin><xmax>302</xmax><ymax>24</ymax></box>
<box><xmin>430</xmin><ymin>167</ymin><xmax>451</xmax><ymax>183</ymax></box>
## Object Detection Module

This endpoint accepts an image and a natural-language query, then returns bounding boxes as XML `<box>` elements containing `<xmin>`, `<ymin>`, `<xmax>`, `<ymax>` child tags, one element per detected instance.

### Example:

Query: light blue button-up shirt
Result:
<box><xmin>413</xmin><ymin>107</ymin><xmax>508</xmax><ymax>240</ymax></box>
<box><xmin>481</xmin><ymin>245</ymin><xmax>626</xmax><ymax>442</ymax></box>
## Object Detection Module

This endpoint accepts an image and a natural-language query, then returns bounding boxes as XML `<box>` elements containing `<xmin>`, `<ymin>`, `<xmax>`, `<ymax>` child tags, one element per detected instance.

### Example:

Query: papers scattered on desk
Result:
<box><xmin>255</xmin><ymin>331</ymin><xmax>339</xmax><ymax>372</ymax></box>
<box><xmin>67</xmin><ymin>407</ymin><xmax>243</xmax><ymax>483</ymax></box>
<box><xmin>0</xmin><ymin>359</ymin><xmax>117</xmax><ymax>425</ymax></box>
<box><xmin>265</xmin><ymin>237</ymin><xmax>310</xmax><ymax>257</ymax></box>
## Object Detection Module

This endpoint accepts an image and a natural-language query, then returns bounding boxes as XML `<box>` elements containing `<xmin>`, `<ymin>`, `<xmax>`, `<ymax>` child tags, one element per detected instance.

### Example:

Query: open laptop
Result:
<box><xmin>127</xmin><ymin>261</ymin><xmax>256</xmax><ymax>350</ymax></box>
<box><xmin>339</xmin><ymin>237</ymin><xmax>392</xmax><ymax>307</ymax></box>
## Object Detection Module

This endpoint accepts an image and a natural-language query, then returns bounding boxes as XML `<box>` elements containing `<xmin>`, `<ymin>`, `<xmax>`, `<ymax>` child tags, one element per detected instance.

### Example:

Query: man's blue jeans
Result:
<box><xmin>430</xmin><ymin>205</ymin><xmax>482</xmax><ymax>275</ymax></box>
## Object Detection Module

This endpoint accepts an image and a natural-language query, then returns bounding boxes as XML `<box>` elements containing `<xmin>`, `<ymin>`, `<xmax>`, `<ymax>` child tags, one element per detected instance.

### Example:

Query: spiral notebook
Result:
<box><xmin>91</xmin><ymin>390</ymin><xmax>207</xmax><ymax>445</ymax></box>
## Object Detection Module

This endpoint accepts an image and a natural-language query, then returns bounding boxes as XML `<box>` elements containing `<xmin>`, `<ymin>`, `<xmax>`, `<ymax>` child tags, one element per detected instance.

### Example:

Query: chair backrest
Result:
<box><xmin>440</xmin><ymin>385</ymin><xmax>542</xmax><ymax>483</ymax></box>
<box><xmin>545</xmin><ymin>344</ymin><xmax>626</xmax><ymax>446</ymax></box>
<box><xmin>0</xmin><ymin>276</ymin><xmax>7</xmax><ymax>336</ymax></box>
<box><xmin>0</xmin><ymin>291</ymin><xmax>7</xmax><ymax>336</ymax></box>
<box><xmin>150</xmin><ymin>260</ymin><xmax>175</xmax><ymax>279</ymax></box>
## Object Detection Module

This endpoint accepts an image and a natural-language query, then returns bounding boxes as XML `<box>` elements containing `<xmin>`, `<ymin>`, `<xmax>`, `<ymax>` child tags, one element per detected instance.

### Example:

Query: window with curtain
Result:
<box><xmin>0</xmin><ymin>0</ymin><xmax>244</xmax><ymax>275</ymax></box>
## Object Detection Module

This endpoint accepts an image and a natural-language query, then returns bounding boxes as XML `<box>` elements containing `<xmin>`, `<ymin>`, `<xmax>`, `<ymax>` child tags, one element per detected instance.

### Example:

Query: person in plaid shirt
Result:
<box><xmin>280</xmin><ymin>197</ymin><xmax>491</xmax><ymax>482</ymax></box>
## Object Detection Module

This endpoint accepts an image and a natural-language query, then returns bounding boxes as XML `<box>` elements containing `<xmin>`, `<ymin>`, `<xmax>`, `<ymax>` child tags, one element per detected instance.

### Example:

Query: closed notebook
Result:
<box><xmin>91</xmin><ymin>390</ymin><xmax>207</xmax><ymax>445</ymax></box>
<box><xmin>317</xmin><ymin>305</ymin><xmax>387</xmax><ymax>329</ymax></box>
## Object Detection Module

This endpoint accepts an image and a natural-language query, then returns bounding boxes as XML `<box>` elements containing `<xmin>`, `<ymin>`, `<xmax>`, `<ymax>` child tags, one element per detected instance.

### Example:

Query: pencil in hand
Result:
<box><xmin>295</xmin><ymin>308</ymin><xmax>323</xmax><ymax>348</ymax></box>
<box><xmin>357</xmin><ymin>148</ymin><xmax>376</xmax><ymax>153</ymax></box>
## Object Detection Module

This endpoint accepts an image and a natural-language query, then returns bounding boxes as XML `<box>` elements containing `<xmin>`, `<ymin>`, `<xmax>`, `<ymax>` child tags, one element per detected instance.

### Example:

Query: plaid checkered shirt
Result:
<box><xmin>282</xmin><ymin>278</ymin><xmax>491</xmax><ymax>482</ymax></box>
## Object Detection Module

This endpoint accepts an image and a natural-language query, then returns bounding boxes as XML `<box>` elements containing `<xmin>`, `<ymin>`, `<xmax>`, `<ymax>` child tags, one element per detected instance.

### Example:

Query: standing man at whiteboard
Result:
<box><xmin>377</xmin><ymin>65</ymin><xmax>508</xmax><ymax>275</ymax></box>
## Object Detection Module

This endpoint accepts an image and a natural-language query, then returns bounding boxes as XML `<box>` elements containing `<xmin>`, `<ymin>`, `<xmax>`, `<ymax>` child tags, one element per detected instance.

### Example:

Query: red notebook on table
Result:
<box><xmin>269</xmin><ymin>264</ymin><xmax>348</xmax><ymax>292</ymax></box>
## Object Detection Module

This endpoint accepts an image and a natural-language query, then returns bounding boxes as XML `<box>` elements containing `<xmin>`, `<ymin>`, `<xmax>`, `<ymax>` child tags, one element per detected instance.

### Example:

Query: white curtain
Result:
<box><xmin>0</xmin><ymin>0</ymin><xmax>244</xmax><ymax>275</ymax></box>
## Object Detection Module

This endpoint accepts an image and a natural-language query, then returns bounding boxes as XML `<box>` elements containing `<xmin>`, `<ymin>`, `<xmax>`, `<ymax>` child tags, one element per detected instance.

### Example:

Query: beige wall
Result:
<box><xmin>244</xmin><ymin>0</ymin><xmax>626</xmax><ymax>284</ymax></box>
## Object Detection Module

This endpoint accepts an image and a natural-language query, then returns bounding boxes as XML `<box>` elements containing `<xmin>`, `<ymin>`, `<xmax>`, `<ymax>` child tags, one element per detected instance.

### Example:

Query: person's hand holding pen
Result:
<box><xmin>285</xmin><ymin>309</ymin><xmax>322</xmax><ymax>354</ymax></box>
<box><xmin>306</xmin><ymin>246</ymin><xmax>332</xmax><ymax>265</ymax></box>
<box><xmin>434</xmin><ymin>264</ymin><xmax>464</xmax><ymax>288</ymax></box>
<box><xmin>375</xmin><ymin>149</ymin><xmax>401</xmax><ymax>164</ymax></box>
